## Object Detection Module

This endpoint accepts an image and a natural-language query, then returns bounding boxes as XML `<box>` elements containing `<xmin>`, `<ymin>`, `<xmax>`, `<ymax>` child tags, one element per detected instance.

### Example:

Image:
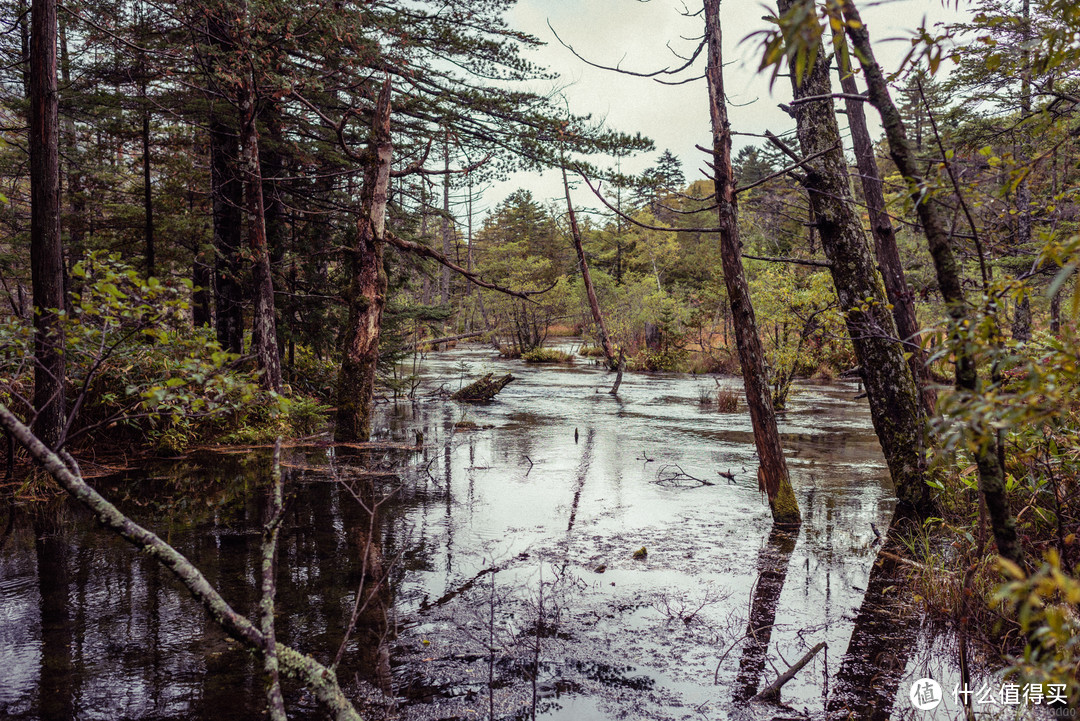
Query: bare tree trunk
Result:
<box><xmin>30</xmin><ymin>0</ymin><xmax>66</xmax><ymax>447</ymax></box>
<box><xmin>141</xmin><ymin>94</ymin><xmax>154</xmax><ymax>278</ymax></box>
<box><xmin>562</xmin><ymin>165</ymin><xmax>615</xmax><ymax>367</ymax></box>
<box><xmin>207</xmin><ymin>12</ymin><xmax>244</xmax><ymax>354</ymax></box>
<box><xmin>239</xmin><ymin>74</ymin><xmax>282</xmax><ymax>392</ymax></box>
<box><xmin>1012</xmin><ymin>0</ymin><xmax>1033</xmax><ymax>343</ymax></box>
<box><xmin>335</xmin><ymin>78</ymin><xmax>392</xmax><ymax>442</ymax></box>
<box><xmin>835</xmin><ymin>50</ymin><xmax>935</xmax><ymax>416</ymax></box>
<box><xmin>440</xmin><ymin>130</ymin><xmax>451</xmax><ymax>306</ymax></box>
<box><xmin>778</xmin><ymin>0</ymin><xmax>929</xmax><ymax>518</ymax></box>
<box><xmin>840</xmin><ymin>0</ymin><xmax>1022</xmax><ymax>566</ymax></box>
<box><xmin>704</xmin><ymin>0</ymin><xmax>799</xmax><ymax>525</ymax></box>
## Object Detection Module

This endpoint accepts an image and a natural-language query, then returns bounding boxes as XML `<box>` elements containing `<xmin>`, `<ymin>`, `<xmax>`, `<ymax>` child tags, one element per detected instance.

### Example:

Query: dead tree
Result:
<box><xmin>705</xmin><ymin>0</ymin><xmax>800</xmax><ymax>524</ymax></box>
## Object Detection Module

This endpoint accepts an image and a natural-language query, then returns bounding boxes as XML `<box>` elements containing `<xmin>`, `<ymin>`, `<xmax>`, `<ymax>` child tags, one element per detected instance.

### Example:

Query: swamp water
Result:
<box><xmin>1</xmin><ymin>344</ymin><xmax>986</xmax><ymax>720</ymax></box>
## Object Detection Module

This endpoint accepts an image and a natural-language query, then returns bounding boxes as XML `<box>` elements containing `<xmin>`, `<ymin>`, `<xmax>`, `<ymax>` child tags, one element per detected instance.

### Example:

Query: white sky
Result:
<box><xmin>481</xmin><ymin>0</ymin><xmax>967</xmax><ymax>214</ymax></box>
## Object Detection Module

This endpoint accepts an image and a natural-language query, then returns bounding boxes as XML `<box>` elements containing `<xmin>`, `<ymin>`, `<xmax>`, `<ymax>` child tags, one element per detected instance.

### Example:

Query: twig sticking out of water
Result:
<box><xmin>654</xmin><ymin>463</ymin><xmax>715</xmax><ymax>487</ymax></box>
<box><xmin>637</xmin><ymin>449</ymin><xmax>655</xmax><ymax>462</ymax></box>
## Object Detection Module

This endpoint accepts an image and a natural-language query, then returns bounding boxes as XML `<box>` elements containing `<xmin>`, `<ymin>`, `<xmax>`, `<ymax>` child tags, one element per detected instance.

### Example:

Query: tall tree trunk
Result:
<box><xmin>207</xmin><ymin>11</ymin><xmax>244</xmax><ymax>355</ymax></box>
<box><xmin>30</xmin><ymin>0</ymin><xmax>66</xmax><ymax>447</ymax></box>
<box><xmin>562</xmin><ymin>165</ymin><xmax>615</xmax><ymax>367</ymax></box>
<box><xmin>239</xmin><ymin>75</ymin><xmax>282</xmax><ymax>392</ymax></box>
<box><xmin>1012</xmin><ymin>0</ymin><xmax>1033</xmax><ymax>343</ymax></box>
<box><xmin>335</xmin><ymin>78</ymin><xmax>392</xmax><ymax>442</ymax></box>
<box><xmin>440</xmin><ymin>130</ymin><xmax>451</xmax><ymax>306</ymax></box>
<box><xmin>840</xmin><ymin>0</ymin><xmax>1023</xmax><ymax>566</ymax></box>
<box><xmin>141</xmin><ymin>92</ymin><xmax>154</xmax><ymax>278</ymax></box>
<box><xmin>704</xmin><ymin>0</ymin><xmax>800</xmax><ymax>525</ymax></box>
<box><xmin>778</xmin><ymin>0</ymin><xmax>929</xmax><ymax>518</ymax></box>
<box><xmin>835</xmin><ymin>49</ymin><xmax>935</xmax><ymax>416</ymax></box>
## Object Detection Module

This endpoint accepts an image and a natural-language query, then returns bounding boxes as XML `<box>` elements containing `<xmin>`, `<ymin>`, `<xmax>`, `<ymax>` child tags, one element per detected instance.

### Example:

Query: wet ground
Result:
<box><xmin>0</xmin><ymin>343</ymin><xmax>1016</xmax><ymax>720</ymax></box>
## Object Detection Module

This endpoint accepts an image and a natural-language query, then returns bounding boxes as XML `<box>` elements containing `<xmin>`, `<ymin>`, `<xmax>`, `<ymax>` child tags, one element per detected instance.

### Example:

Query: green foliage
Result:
<box><xmin>995</xmin><ymin>551</ymin><xmax>1080</xmax><ymax>707</ymax></box>
<box><xmin>0</xmin><ymin>253</ymin><xmax>324</xmax><ymax>453</ymax></box>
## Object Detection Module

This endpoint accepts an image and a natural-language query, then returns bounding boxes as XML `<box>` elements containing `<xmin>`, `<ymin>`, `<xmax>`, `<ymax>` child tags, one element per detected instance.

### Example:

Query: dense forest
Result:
<box><xmin>0</xmin><ymin>0</ymin><xmax>1078</xmax><ymax>718</ymax></box>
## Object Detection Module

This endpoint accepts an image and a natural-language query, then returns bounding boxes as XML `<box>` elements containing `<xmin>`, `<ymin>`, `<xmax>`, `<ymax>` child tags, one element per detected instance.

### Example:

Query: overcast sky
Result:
<box><xmin>478</xmin><ymin>0</ymin><xmax>967</xmax><ymax>215</ymax></box>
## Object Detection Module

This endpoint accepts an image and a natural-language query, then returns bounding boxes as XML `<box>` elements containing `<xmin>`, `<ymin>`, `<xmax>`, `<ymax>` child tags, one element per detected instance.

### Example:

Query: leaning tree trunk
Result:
<box><xmin>839</xmin><ymin>0</ymin><xmax>1023</xmax><ymax>566</ymax></box>
<box><xmin>335</xmin><ymin>77</ymin><xmax>392</xmax><ymax>442</ymax></box>
<box><xmin>835</xmin><ymin>47</ymin><xmax>935</xmax><ymax>416</ymax></box>
<box><xmin>562</xmin><ymin>165</ymin><xmax>615</xmax><ymax>368</ymax></box>
<box><xmin>239</xmin><ymin>74</ymin><xmax>282</xmax><ymax>392</ymax></box>
<box><xmin>778</xmin><ymin>0</ymin><xmax>930</xmax><ymax>518</ymax></box>
<box><xmin>704</xmin><ymin>0</ymin><xmax>799</xmax><ymax>525</ymax></box>
<box><xmin>29</xmin><ymin>0</ymin><xmax>66</xmax><ymax>448</ymax></box>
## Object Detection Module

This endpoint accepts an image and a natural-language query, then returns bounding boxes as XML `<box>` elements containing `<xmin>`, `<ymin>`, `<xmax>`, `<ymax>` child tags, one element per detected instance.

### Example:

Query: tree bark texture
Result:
<box><xmin>239</xmin><ymin>74</ymin><xmax>282</xmax><ymax>392</ymax></box>
<box><xmin>704</xmin><ymin>0</ymin><xmax>799</xmax><ymax>525</ymax></box>
<box><xmin>335</xmin><ymin>78</ymin><xmax>392</xmax><ymax>442</ymax></box>
<box><xmin>30</xmin><ymin>0</ymin><xmax>66</xmax><ymax>448</ymax></box>
<box><xmin>840</xmin><ymin>0</ymin><xmax>1022</xmax><ymax>565</ymax></box>
<box><xmin>835</xmin><ymin>52</ymin><xmax>935</xmax><ymax>416</ymax></box>
<box><xmin>779</xmin><ymin>0</ymin><xmax>930</xmax><ymax>518</ymax></box>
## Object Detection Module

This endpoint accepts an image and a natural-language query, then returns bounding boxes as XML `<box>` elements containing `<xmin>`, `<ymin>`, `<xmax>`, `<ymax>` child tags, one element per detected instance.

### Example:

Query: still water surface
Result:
<box><xmin>0</xmin><ymin>344</ymin><xmax>970</xmax><ymax>720</ymax></box>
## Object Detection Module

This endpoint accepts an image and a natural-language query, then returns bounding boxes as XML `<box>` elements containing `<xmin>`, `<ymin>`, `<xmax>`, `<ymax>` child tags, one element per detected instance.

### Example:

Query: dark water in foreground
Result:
<box><xmin>0</xmin><ymin>344</ymin><xmax>1002</xmax><ymax>720</ymax></box>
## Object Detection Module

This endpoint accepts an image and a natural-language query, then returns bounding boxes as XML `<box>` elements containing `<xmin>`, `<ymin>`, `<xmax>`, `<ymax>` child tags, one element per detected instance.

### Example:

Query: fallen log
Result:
<box><xmin>416</xmin><ymin>330</ymin><xmax>488</xmax><ymax>349</ymax></box>
<box><xmin>451</xmin><ymin>373</ymin><xmax>514</xmax><ymax>402</ymax></box>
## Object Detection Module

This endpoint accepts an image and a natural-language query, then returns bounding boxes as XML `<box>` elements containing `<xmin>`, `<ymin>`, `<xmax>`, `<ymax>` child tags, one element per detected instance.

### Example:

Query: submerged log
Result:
<box><xmin>451</xmin><ymin>373</ymin><xmax>514</xmax><ymax>402</ymax></box>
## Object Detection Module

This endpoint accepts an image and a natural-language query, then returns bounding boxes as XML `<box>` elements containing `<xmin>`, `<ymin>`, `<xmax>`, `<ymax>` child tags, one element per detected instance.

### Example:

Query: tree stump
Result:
<box><xmin>451</xmin><ymin>373</ymin><xmax>514</xmax><ymax>402</ymax></box>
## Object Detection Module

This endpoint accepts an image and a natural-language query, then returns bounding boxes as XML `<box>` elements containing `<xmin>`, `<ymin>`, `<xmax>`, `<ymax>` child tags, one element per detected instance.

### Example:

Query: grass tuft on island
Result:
<box><xmin>521</xmin><ymin>348</ymin><xmax>574</xmax><ymax>364</ymax></box>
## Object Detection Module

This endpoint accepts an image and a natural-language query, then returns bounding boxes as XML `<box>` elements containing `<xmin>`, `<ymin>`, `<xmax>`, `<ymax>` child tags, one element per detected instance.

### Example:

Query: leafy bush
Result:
<box><xmin>1</xmin><ymin>253</ymin><xmax>326</xmax><ymax>453</ymax></box>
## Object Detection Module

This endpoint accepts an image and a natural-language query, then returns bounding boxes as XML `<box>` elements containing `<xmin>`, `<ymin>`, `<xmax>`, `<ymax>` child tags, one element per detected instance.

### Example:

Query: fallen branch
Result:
<box><xmin>751</xmin><ymin>641</ymin><xmax>826</xmax><ymax>702</ymax></box>
<box><xmin>0</xmin><ymin>403</ymin><xmax>362</xmax><ymax>721</ymax></box>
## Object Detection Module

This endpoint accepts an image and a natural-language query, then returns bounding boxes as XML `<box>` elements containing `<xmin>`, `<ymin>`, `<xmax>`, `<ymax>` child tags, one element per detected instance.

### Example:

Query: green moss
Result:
<box><xmin>770</xmin><ymin>479</ymin><xmax>802</xmax><ymax>525</ymax></box>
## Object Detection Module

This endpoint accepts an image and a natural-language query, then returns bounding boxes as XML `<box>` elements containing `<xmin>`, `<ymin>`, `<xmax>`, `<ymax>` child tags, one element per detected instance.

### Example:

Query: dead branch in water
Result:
<box><xmin>654</xmin><ymin>463</ymin><xmax>715</xmax><ymax>487</ymax></box>
<box><xmin>751</xmin><ymin>641</ymin><xmax>827</xmax><ymax>702</ymax></box>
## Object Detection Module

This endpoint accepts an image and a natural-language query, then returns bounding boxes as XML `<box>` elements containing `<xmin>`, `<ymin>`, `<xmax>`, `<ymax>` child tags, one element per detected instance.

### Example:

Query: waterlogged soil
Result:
<box><xmin>0</xmin><ymin>343</ymin><xmax>1004</xmax><ymax>720</ymax></box>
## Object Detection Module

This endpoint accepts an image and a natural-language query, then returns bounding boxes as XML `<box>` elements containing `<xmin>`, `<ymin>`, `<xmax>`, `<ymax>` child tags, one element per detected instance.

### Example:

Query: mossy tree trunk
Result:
<box><xmin>839</xmin><ymin>0</ymin><xmax>1022</xmax><ymax>566</ymax></box>
<box><xmin>778</xmin><ymin>0</ymin><xmax>930</xmax><ymax>518</ymax></box>
<box><xmin>704</xmin><ymin>0</ymin><xmax>799</xmax><ymax>525</ymax></box>
<box><xmin>335</xmin><ymin>78</ymin><xmax>392</xmax><ymax>442</ymax></box>
<box><xmin>835</xmin><ymin>47</ymin><xmax>936</xmax><ymax>417</ymax></box>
